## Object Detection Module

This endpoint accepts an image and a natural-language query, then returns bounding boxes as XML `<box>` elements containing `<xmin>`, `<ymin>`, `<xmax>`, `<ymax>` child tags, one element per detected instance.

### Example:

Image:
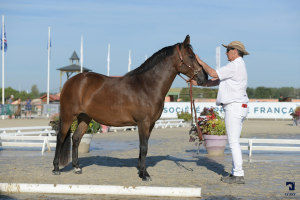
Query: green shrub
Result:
<box><xmin>177</xmin><ymin>112</ymin><xmax>192</xmax><ymax>121</ymax></box>
<box><xmin>50</xmin><ymin>117</ymin><xmax>101</xmax><ymax>134</ymax></box>
<box><xmin>71</xmin><ymin>119</ymin><xmax>101</xmax><ymax>134</ymax></box>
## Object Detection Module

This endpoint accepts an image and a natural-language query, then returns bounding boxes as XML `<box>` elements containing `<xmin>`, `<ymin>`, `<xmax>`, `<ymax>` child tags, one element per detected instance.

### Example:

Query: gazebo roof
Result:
<box><xmin>57</xmin><ymin>50</ymin><xmax>93</xmax><ymax>91</ymax></box>
<box><xmin>70</xmin><ymin>51</ymin><xmax>80</xmax><ymax>61</ymax></box>
<box><xmin>57</xmin><ymin>64</ymin><xmax>91</xmax><ymax>72</ymax></box>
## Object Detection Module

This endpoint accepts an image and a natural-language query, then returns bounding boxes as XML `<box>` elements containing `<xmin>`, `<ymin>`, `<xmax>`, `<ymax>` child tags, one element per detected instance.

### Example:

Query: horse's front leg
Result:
<box><xmin>138</xmin><ymin>121</ymin><xmax>154</xmax><ymax>181</ymax></box>
<box><xmin>138</xmin><ymin>139</ymin><xmax>150</xmax><ymax>181</ymax></box>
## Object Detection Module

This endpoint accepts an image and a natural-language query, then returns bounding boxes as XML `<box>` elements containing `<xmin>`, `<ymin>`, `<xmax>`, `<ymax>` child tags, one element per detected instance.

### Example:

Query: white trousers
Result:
<box><xmin>223</xmin><ymin>103</ymin><xmax>248</xmax><ymax>177</ymax></box>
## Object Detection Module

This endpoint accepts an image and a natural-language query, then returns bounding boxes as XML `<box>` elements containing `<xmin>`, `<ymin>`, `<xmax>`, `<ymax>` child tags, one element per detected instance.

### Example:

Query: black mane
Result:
<box><xmin>125</xmin><ymin>43</ymin><xmax>180</xmax><ymax>76</ymax></box>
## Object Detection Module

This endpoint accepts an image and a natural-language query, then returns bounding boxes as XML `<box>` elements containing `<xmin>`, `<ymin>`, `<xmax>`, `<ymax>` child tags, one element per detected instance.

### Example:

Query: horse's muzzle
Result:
<box><xmin>197</xmin><ymin>79</ymin><xmax>207</xmax><ymax>86</ymax></box>
<box><xmin>196</xmin><ymin>73</ymin><xmax>208</xmax><ymax>86</ymax></box>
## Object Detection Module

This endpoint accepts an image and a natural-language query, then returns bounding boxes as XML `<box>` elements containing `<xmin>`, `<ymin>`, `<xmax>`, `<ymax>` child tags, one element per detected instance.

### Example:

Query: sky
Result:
<box><xmin>0</xmin><ymin>0</ymin><xmax>300</xmax><ymax>93</ymax></box>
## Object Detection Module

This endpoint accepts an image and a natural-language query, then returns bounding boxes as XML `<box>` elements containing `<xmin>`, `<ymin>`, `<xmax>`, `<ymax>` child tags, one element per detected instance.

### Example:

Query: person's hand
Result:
<box><xmin>191</xmin><ymin>80</ymin><xmax>198</xmax><ymax>86</ymax></box>
<box><xmin>191</xmin><ymin>79</ymin><xmax>207</xmax><ymax>87</ymax></box>
<box><xmin>195</xmin><ymin>54</ymin><xmax>203</xmax><ymax>65</ymax></box>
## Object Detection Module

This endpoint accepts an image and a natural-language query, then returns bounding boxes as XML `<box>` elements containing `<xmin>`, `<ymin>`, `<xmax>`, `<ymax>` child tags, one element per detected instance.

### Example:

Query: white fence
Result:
<box><xmin>240</xmin><ymin>138</ymin><xmax>300</xmax><ymax>157</ymax></box>
<box><xmin>108</xmin><ymin>119</ymin><xmax>187</xmax><ymax>131</ymax></box>
<box><xmin>0</xmin><ymin>126</ymin><xmax>55</xmax><ymax>136</ymax></box>
<box><xmin>109</xmin><ymin>126</ymin><xmax>136</xmax><ymax>132</ymax></box>
<box><xmin>155</xmin><ymin>119</ymin><xmax>186</xmax><ymax>129</ymax></box>
<box><xmin>162</xmin><ymin>102</ymin><xmax>299</xmax><ymax>119</ymax></box>
<box><xmin>0</xmin><ymin>135</ymin><xmax>56</xmax><ymax>154</ymax></box>
<box><xmin>0</xmin><ymin>126</ymin><xmax>57</xmax><ymax>154</ymax></box>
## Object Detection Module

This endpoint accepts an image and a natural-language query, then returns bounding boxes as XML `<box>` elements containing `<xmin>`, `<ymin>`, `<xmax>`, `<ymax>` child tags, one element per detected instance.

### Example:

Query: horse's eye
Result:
<box><xmin>189</xmin><ymin>55</ymin><xmax>194</xmax><ymax>59</ymax></box>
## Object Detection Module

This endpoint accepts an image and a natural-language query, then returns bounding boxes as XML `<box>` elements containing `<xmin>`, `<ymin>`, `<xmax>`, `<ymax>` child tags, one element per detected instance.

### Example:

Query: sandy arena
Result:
<box><xmin>0</xmin><ymin>119</ymin><xmax>299</xmax><ymax>200</ymax></box>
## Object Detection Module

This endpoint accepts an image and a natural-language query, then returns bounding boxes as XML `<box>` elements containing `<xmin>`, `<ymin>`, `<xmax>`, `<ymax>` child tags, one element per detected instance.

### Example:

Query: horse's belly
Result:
<box><xmin>88</xmin><ymin>107</ymin><xmax>137</xmax><ymax>127</ymax></box>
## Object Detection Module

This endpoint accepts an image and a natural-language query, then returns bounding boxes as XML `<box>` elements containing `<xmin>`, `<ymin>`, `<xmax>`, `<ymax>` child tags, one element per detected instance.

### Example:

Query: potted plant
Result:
<box><xmin>291</xmin><ymin>106</ymin><xmax>300</xmax><ymax>126</ymax></box>
<box><xmin>189</xmin><ymin>107</ymin><xmax>227</xmax><ymax>156</ymax></box>
<box><xmin>49</xmin><ymin>113</ymin><xmax>60</xmax><ymax>134</ymax></box>
<box><xmin>49</xmin><ymin>115</ymin><xmax>101</xmax><ymax>153</ymax></box>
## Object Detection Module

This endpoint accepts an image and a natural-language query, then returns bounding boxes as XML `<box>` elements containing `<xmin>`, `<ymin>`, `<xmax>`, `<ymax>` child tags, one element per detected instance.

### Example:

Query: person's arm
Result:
<box><xmin>195</xmin><ymin>54</ymin><xmax>219</xmax><ymax>79</ymax></box>
<box><xmin>191</xmin><ymin>78</ymin><xmax>220</xmax><ymax>87</ymax></box>
<box><xmin>204</xmin><ymin>78</ymin><xmax>220</xmax><ymax>87</ymax></box>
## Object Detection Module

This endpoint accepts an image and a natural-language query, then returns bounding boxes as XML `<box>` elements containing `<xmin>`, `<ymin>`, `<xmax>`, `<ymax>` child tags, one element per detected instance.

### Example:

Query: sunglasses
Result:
<box><xmin>226</xmin><ymin>48</ymin><xmax>235</xmax><ymax>53</ymax></box>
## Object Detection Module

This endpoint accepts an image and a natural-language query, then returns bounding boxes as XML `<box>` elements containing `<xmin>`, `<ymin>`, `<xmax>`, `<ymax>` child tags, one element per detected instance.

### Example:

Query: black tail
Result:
<box><xmin>58</xmin><ymin>118</ymin><xmax>72</xmax><ymax>166</ymax></box>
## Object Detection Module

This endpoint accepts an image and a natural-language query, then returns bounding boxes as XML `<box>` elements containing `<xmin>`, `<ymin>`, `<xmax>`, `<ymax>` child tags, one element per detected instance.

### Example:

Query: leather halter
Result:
<box><xmin>175</xmin><ymin>45</ymin><xmax>200</xmax><ymax>83</ymax></box>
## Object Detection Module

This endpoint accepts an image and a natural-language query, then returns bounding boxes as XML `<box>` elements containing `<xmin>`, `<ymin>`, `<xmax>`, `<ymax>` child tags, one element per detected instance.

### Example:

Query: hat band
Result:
<box><xmin>228</xmin><ymin>45</ymin><xmax>249</xmax><ymax>55</ymax></box>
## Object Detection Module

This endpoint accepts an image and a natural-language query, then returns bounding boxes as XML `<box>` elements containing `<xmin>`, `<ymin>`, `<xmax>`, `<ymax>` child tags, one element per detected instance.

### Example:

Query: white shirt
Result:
<box><xmin>215</xmin><ymin>57</ymin><xmax>249</xmax><ymax>106</ymax></box>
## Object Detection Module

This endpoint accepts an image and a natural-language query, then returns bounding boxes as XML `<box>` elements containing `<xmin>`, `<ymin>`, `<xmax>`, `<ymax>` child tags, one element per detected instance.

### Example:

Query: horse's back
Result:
<box><xmin>60</xmin><ymin>72</ymin><xmax>109</xmax><ymax>113</ymax></box>
<box><xmin>61</xmin><ymin>72</ymin><xmax>102</xmax><ymax>97</ymax></box>
<box><xmin>60</xmin><ymin>72</ymin><xmax>132</xmax><ymax>123</ymax></box>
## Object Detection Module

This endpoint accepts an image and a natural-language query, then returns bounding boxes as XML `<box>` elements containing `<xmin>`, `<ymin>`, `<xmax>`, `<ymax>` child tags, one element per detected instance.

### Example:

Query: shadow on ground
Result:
<box><xmin>60</xmin><ymin>154</ymin><xmax>229</xmax><ymax>177</ymax></box>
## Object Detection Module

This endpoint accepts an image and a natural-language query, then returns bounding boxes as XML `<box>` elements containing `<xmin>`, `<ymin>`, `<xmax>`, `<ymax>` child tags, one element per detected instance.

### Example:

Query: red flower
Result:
<box><xmin>211</xmin><ymin>113</ymin><xmax>216</xmax><ymax>119</ymax></box>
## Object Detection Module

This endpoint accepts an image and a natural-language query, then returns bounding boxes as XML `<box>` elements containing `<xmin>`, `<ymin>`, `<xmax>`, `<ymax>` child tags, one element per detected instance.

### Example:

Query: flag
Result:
<box><xmin>0</xmin><ymin>24</ymin><xmax>7</xmax><ymax>52</ymax></box>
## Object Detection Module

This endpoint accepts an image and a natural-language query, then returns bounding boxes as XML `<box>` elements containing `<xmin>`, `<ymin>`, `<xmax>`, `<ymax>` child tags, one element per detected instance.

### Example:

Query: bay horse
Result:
<box><xmin>52</xmin><ymin>35</ymin><xmax>208</xmax><ymax>181</ymax></box>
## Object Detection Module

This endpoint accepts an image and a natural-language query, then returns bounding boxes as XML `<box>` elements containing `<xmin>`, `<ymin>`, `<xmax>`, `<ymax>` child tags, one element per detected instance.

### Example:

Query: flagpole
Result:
<box><xmin>107</xmin><ymin>44</ymin><xmax>110</xmax><ymax>76</ymax></box>
<box><xmin>80</xmin><ymin>35</ymin><xmax>83</xmax><ymax>73</ymax></box>
<box><xmin>1</xmin><ymin>15</ymin><xmax>5</xmax><ymax>120</ymax></box>
<box><xmin>47</xmin><ymin>26</ymin><xmax>50</xmax><ymax>118</ymax></box>
<box><xmin>128</xmin><ymin>50</ymin><xmax>131</xmax><ymax>72</ymax></box>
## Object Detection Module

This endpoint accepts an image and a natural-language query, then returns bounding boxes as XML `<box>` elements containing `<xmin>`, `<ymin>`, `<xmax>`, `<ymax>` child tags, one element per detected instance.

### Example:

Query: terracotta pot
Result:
<box><xmin>78</xmin><ymin>134</ymin><xmax>93</xmax><ymax>153</ymax></box>
<box><xmin>203</xmin><ymin>135</ymin><xmax>227</xmax><ymax>156</ymax></box>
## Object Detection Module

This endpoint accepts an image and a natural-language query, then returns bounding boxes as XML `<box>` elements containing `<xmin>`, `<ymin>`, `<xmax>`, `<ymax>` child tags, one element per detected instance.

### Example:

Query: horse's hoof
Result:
<box><xmin>142</xmin><ymin>176</ymin><xmax>152</xmax><ymax>182</ymax></box>
<box><xmin>74</xmin><ymin>168</ymin><xmax>82</xmax><ymax>174</ymax></box>
<box><xmin>139</xmin><ymin>170</ymin><xmax>152</xmax><ymax>181</ymax></box>
<box><xmin>52</xmin><ymin>170</ymin><xmax>61</xmax><ymax>175</ymax></box>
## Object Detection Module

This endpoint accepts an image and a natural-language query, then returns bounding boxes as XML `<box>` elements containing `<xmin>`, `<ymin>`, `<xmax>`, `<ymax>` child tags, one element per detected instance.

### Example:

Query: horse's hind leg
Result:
<box><xmin>72</xmin><ymin>113</ymin><xmax>91</xmax><ymax>174</ymax></box>
<box><xmin>53</xmin><ymin>117</ymin><xmax>73</xmax><ymax>175</ymax></box>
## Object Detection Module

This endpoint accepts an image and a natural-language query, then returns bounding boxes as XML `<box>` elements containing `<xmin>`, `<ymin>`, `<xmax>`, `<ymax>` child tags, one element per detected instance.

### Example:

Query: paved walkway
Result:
<box><xmin>0</xmin><ymin>119</ymin><xmax>299</xmax><ymax>199</ymax></box>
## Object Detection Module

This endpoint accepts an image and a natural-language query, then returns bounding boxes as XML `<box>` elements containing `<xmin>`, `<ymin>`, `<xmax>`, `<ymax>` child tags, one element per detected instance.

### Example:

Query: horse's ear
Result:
<box><xmin>183</xmin><ymin>35</ymin><xmax>190</xmax><ymax>47</ymax></box>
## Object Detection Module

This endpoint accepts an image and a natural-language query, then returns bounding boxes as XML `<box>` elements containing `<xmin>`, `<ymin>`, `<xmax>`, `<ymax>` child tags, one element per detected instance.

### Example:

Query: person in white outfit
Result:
<box><xmin>193</xmin><ymin>41</ymin><xmax>249</xmax><ymax>184</ymax></box>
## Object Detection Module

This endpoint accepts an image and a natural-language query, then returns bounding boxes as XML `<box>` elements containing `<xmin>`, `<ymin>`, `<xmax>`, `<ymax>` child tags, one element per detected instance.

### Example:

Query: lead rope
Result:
<box><xmin>189</xmin><ymin>82</ymin><xmax>203</xmax><ymax>142</ymax></box>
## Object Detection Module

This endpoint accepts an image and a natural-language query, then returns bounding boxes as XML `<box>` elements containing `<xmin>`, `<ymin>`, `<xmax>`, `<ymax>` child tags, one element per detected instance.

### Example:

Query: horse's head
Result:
<box><xmin>175</xmin><ymin>35</ymin><xmax>208</xmax><ymax>85</ymax></box>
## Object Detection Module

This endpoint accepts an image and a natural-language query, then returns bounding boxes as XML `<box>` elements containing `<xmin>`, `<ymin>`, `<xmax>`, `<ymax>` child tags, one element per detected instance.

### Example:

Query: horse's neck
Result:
<box><xmin>138</xmin><ymin>55</ymin><xmax>178</xmax><ymax>98</ymax></box>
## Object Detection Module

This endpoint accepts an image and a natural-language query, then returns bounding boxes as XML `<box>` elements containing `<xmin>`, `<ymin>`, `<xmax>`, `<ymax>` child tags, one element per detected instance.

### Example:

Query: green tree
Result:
<box><xmin>254</xmin><ymin>87</ymin><xmax>272</xmax><ymax>98</ymax></box>
<box><xmin>246</xmin><ymin>87</ymin><xmax>255</xmax><ymax>98</ymax></box>
<box><xmin>179</xmin><ymin>87</ymin><xmax>219</xmax><ymax>101</ymax></box>
<box><xmin>31</xmin><ymin>85</ymin><xmax>40</xmax><ymax>99</ymax></box>
<box><xmin>0</xmin><ymin>87</ymin><xmax>18</xmax><ymax>103</ymax></box>
<box><xmin>277</xmin><ymin>87</ymin><xmax>295</xmax><ymax>98</ymax></box>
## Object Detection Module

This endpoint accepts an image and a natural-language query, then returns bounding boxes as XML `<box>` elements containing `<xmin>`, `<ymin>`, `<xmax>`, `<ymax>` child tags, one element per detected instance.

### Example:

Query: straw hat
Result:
<box><xmin>222</xmin><ymin>41</ymin><xmax>249</xmax><ymax>55</ymax></box>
